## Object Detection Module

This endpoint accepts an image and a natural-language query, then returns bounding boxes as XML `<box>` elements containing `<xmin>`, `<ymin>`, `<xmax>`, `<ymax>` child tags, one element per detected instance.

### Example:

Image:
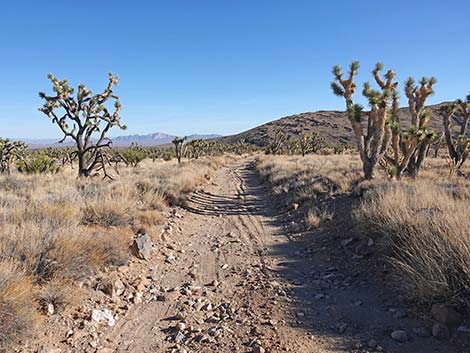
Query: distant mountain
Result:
<box><xmin>21</xmin><ymin>132</ymin><xmax>222</xmax><ymax>149</ymax></box>
<box><xmin>112</xmin><ymin>133</ymin><xmax>221</xmax><ymax>147</ymax></box>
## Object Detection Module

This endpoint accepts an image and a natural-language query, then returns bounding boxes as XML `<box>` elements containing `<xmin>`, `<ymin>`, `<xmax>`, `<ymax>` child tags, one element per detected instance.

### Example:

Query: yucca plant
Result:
<box><xmin>439</xmin><ymin>95</ymin><xmax>470</xmax><ymax>176</ymax></box>
<box><xmin>172</xmin><ymin>136</ymin><xmax>187</xmax><ymax>164</ymax></box>
<box><xmin>331</xmin><ymin>61</ymin><xmax>395</xmax><ymax>179</ymax></box>
<box><xmin>17</xmin><ymin>152</ymin><xmax>60</xmax><ymax>174</ymax></box>
<box><xmin>0</xmin><ymin>138</ymin><xmax>26</xmax><ymax>174</ymax></box>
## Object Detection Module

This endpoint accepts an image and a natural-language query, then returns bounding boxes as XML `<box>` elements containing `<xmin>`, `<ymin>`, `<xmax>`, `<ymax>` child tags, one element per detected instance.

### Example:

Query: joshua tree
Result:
<box><xmin>0</xmin><ymin>138</ymin><xmax>26</xmax><ymax>174</ymax></box>
<box><xmin>398</xmin><ymin>77</ymin><xmax>437</xmax><ymax>177</ymax></box>
<box><xmin>298</xmin><ymin>131</ymin><xmax>324</xmax><ymax>156</ymax></box>
<box><xmin>172</xmin><ymin>136</ymin><xmax>187</xmax><ymax>164</ymax></box>
<box><xmin>439</xmin><ymin>95</ymin><xmax>470</xmax><ymax>175</ymax></box>
<box><xmin>185</xmin><ymin>139</ymin><xmax>207</xmax><ymax>160</ymax></box>
<box><xmin>38</xmin><ymin>73</ymin><xmax>126</xmax><ymax>178</ymax></box>
<box><xmin>266</xmin><ymin>129</ymin><xmax>289</xmax><ymax>155</ymax></box>
<box><xmin>331</xmin><ymin>61</ymin><xmax>395</xmax><ymax>179</ymax></box>
<box><xmin>385</xmin><ymin>77</ymin><xmax>436</xmax><ymax>179</ymax></box>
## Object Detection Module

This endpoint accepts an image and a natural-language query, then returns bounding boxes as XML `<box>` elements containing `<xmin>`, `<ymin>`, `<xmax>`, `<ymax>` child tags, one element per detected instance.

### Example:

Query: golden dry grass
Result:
<box><xmin>0</xmin><ymin>155</ymin><xmax>232</xmax><ymax>348</ymax></box>
<box><xmin>355</xmin><ymin>163</ymin><xmax>470</xmax><ymax>309</ymax></box>
<box><xmin>257</xmin><ymin>153</ymin><xmax>470</xmax><ymax>310</ymax></box>
<box><xmin>256</xmin><ymin>154</ymin><xmax>362</xmax><ymax>205</ymax></box>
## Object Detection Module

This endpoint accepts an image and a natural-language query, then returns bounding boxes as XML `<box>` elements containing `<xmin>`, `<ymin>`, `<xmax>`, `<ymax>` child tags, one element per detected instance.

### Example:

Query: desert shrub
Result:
<box><xmin>0</xmin><ymin>155</ymin><xmax>230</xmax><ymax>347</ymax></box>
<box><xmin>256</xmin><ymin>155</ymin><xmax>361</xmax><ymax>207</ymax></box>
<box><xmin>355</xmin><ymin>182</ymin><xmax>470</xmax><ymax>309</ymax></box>
<box><xmin>305</xmin><ymin>206</ymin><xmax>334</xmax><ymax>229</ymax></box>
<box><xmin>120</xmin><ymin>144</ymin><xmax>147</xmax><ymax>167</ymax></box>
<box><xmin>0</xmin><ymin>261</ymin><xmax>36</xmax><ymax>348</ymax></box>
<box><xmin>81</xmin><ymin>198</ymin><xmax>135</xmax><ymax>227</ymax></box>
<box><xmin>162</xmin><ymin>151</ymin><xmax>173</xmax><ymax>161</ymax></box>
<box><xmin>17</xmin><ymin>153</ymin><xmax>60</xmax><ymax>174</ymax></box>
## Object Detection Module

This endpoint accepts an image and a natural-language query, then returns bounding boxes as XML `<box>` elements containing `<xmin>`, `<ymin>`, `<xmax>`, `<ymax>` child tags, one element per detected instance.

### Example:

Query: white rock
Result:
<box><xmin>91</xmin><ymin>308</ymin><xmax>116</xmax><ymax>327</ymax></box>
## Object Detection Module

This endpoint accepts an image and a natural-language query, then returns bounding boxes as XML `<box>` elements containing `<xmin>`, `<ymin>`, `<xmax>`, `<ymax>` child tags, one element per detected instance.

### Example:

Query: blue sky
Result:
<box><xmin>1</xmin><ymin>0</ymin><xmax>469</xmax><ymax>139</ymax></box>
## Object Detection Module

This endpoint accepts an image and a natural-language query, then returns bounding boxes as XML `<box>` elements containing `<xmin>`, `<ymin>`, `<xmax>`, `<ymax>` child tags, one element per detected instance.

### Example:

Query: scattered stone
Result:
<box><xmin>176</xmin><ymin>322</ymin><xmax>186</xmax><ymax>331</ymax></box>
<box><xmin>367</xmin><ymin>339</ymin><xmax>377</xmax><ymax>348</ymax></box>
<box><xmin>47</xmin><ymin>303</ymin><xmax>55</xmax><ymax>316</ymax></box>
<box><xmin>97</xmin><ymin>349</ymin><xmax>114</xmax><ymax>353</ymax></box>
<box><xmin>390</xmin><ymin>330</ymin><xmax>408</xmax><ymax>342</ymax></box>
<box><xmin>208</xmin><ymin>280</ymin><xmax>219</xmax><ymax>287</ymax></box>
<box><xmin>165</xmin><ymin>255</ymin><xmax>177</xmax><ymax>265</ymax></box>
<box><xmin>174</xmin><ymin>331</ymin><xmax>186</xmax><ymax>343</ymax></box>
<box><xmin>431</xmin><ymin>304</ymin><xmax>461</xmax><ymax>325</ymax></box>
<box><xmin>221</xmin><ymin>264</ymin><xmax>229</xmax><ymax>270</ymax></box>
<box><xmin>156</xmin><ymin>294</ymin><xmax>167</xmax><ymax>302</ymax></box>
<box><xmin>252</xmin><ymin>344</ymin><xmax>265</xmax><ymax>353</ymax></box>
<box><xmin>289</xmin><ymin>203</ymin><xmax>299</xmax><ymax>211</ymax></box>
<box><xmin>202</xmin><ymin>303</ymin><xmax>213</xmax><ymax>311</ymax></box>
<box><xmin>40</xmin><ymin>348</ymin><xmax>61</xmax><ymax>353</ymax></box>
<box><xmin>457</xmin><ymin>325</ymin><xmax>470</xmax><ymax>333</ymax></box>
<box><xmin>91</xmin><ymin>308</ymin><xmax>116</xmax><ymax>327</ymax></box>
<box><xmin>132</xmin><ymin>232</ymin><xmax>152</xmax><ymax>260</ymax></box>
<box><xmin>100</xmin><ymin>275</ymin><xmax>125</xmax><ymax>297</ymax></box>
<box><xmin>432</xmin><ymin>323</ymin><xmax>450</xmax><ymax>340</ymax></box>
<box><xmin>413</xmin><ymin>327</ymin><xmax>431</xmax><ymax>337</ymax></box>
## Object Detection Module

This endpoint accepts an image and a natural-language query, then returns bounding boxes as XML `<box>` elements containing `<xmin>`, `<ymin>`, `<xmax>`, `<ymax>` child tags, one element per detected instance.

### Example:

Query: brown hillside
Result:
<box><xmin>220</xmin><ymin>102</ymin><xmax>451</xmax><ymax>147</ymax></box>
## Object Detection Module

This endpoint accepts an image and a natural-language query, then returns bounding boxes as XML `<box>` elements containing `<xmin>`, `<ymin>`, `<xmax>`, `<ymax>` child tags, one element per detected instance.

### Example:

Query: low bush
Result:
<box><xmin>355</xmin><ymin>182</ymin><xmax>470</xmax><ymax>309</ymax></box>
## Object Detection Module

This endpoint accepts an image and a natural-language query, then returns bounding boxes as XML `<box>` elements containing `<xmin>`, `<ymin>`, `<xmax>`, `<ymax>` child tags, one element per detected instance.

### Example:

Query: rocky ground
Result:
<box><xmin>26</xmin><ymin>158</ymin><xmax>467</xmax><ymax>353</ymax></box>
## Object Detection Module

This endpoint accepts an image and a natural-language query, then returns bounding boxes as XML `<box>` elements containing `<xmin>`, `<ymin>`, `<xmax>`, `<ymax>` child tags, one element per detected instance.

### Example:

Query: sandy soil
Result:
<box><xmin>33</xmin><ymin>158</ymin><xmax>459</xmax><ymax>353</ymax></box>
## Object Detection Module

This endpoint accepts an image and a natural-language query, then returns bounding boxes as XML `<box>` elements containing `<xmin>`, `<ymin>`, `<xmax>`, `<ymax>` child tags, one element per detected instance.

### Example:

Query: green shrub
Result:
<box><xmin>17</xmin><ymin>154</ymin><xmax>60</xmax><ymax>174</ymax></box>
<box><xmin>120</xmin><ymin>144</ymin><xmax>146</xmax><ymax>167</ymax></box>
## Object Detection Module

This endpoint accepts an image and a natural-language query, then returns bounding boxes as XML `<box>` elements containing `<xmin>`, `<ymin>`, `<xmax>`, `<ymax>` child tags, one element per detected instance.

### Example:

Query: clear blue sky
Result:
<box><xmin>1</xmin><ymin>0</ymin><xmax>469</xmax><ymax>139</ymax></box>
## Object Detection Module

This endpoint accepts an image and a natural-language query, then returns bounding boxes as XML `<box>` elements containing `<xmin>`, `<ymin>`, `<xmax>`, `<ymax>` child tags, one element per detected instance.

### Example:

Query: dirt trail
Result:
<box><xmin>95</xmin><ymin>158</ymin><xmax>457</xmax><ymax>353</ymax></box>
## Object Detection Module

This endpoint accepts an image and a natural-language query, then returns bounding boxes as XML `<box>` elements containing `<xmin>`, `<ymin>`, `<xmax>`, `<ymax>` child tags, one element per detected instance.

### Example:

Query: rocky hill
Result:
<box><xmin>219</xmin><ymin>103</ymin><xmax>450</xmax><ymax>147</ymax></box>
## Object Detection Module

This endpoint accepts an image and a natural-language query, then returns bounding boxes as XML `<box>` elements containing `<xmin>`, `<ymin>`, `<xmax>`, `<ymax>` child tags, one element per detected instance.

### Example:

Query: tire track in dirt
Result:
<box><xmin>78</xmin><ymin>157</ymin><xmax>457</xmax><ymax>353</ymax></box>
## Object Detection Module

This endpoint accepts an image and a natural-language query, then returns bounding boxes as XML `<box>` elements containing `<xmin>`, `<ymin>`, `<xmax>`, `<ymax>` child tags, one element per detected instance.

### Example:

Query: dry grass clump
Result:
<box><xmin>0</xmin><ymin>261</ymin><xmax>37</xmax><ymax>348</ymax></box>
<box><xmin>306</xmin><ymin>206</ymin><xmax>334</xmax><ymax>229</ymax></box>
<box><xmin>258</xmin><ymin>153</ymin><xmax>470</xmax><ymax>311</ymax></box>
<box><xmin>0</xmin><ymin>155</ymin><xmax>231</xmax><ymax>348</ymax></box>
<box><xmin>356</xmin><ymin>181</ymin><xmax>470</xmax><ymax>309</ymax></box>
<box><xmin>256</xmin><ymin>154</ymin><xmax>361</xmax><ymax>207</ymax></box>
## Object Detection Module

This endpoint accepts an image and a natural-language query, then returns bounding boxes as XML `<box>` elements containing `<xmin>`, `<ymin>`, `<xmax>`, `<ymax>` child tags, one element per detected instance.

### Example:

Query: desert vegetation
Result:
<box><xmin>38</xmin><ymin>73</ymin><xmax>126</xmax><ymax>179</ymax></box>
<box><xmin>257</xmin><ymin>151</ymin><xmax>470</xmax><ymax>322</ymax></box>
<box><xmin>0</xmin><ymin>156</ymin><xmax>234</xmax><ymax>349</ymax></box>
<box><xmin>0</xmin><ymin>60</ymin><xmax>468</xmax><ymax>352</ymax></box>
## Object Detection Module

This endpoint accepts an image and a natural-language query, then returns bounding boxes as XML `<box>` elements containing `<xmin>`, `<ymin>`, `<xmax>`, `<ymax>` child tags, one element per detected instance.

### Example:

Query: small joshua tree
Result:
<box><xmin>0</xmin><ymin>138</ymin><xmax>26</xmax><ymax>174</ymax></box>
<box><xmin>266</xmin><ymin>129</ymin><xmax>289</xmax><ymax>155</ymax></box>
<box><xmin>385</xmin><ymin>77</ymin><xmax>436</xmax><ymax>179</ymax></box>
<box><xmin>39</xmin><ymin>73</ymin><xmax>126</xmax><ymax>178</ymax></box>
<box><xmin>172</xmin><ymin>136</ymin><xmax>187</xmax><ymax>164</ymax></box>
<box><xmin>185</xmin><ymin>139</ymin><xmax>207</xmax><ymax>160</ymax></box>
<box><xmin>399</xmin><ymin>77</ymin><xmax>437</xmax><ymax>177</ymax></box>
<box><xmin>331</xmin><ymin>61</ymin><xmax>395</xmax><ymax>179</ymax></box>
<box><xmin>121</xmin><ymin>143</ymin><xmax>146</xmax><ymax>167</ymax></box>
<box><xmin>298</xmin><ymin>131</ymin><xmax>324</xmax><ymax>156</ymax></box>
<box><xmin>439</xmin><ymin>95</ymin><xmax>470</xmax><ymax>176</ymax></box>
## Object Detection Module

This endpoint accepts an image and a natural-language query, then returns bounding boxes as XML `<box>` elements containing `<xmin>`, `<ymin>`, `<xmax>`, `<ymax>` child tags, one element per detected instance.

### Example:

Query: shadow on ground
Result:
<box><xmin>185</xmin><ymin>161</ymin><xmax>458</xmax><ymax>353</ymax></box>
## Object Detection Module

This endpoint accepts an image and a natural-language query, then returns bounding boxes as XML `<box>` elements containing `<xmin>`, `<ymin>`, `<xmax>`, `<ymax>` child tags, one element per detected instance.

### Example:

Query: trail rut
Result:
<box><xmin>93</xmin><ymin>158</ymin><xmax>457</xmax><ymax>353</ymax></box>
